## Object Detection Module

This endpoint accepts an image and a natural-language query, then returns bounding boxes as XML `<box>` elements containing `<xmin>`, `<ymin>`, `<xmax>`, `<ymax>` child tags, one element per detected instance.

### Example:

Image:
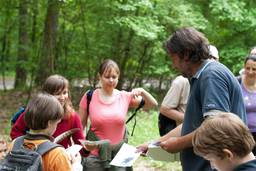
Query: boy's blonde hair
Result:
<box><xmin>193</xmin><ymin>112</ymin><xmax>255</xmax><ymax>159</ymax></box>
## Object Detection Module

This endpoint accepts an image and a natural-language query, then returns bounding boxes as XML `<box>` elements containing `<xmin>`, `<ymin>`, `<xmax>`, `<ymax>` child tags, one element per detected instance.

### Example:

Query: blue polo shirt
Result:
<box><xmin>181</xmin><ymin>60</ymin><xmax>246</xmax><ymax>171</ymax></box>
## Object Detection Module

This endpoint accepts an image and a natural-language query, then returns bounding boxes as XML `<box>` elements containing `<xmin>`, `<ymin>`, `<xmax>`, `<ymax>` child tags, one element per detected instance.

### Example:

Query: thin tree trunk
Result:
<box><xmin>35</xmin><ymin>0</ymin><xmax>60</xmax><ymax>85</ymax></box>
<box><xmin>1</xmin><ymin>35</ymin><xmax>7</xmax><ymax>91</ymax></box>
<box><xmin>78</xmin><ymin>0</ymin><xmax>93</xmax><ymax>85</ymax></box>
<box><xmin>117</xmin><ymin>29</ymin><xmax>134</xmax><ymax>90</ymax></box>
<box><xmin>15</xmin><ymin>0</ymin><xmax>29</xmax><ymax>88</ymax></box>
<box><xmin>26</xmin><ymin>0</ymin><xmax>39</xmax><ymax>102</ymax></box>
<box><xmin>117</xmin><ymin>8</ymin><xmax>139</xmax><ymax>90</ymax></box>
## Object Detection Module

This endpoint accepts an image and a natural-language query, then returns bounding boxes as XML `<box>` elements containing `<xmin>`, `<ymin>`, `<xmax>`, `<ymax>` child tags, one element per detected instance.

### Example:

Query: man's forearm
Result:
<box><xmin>158</xmin><ymin>124</ymin><xmax>182</xmax><ymax>142</ymax></box>
<box><xmin>160</xmin><ymin>130</ymin><xmax>194</xmax><ymax>153</ymax></box>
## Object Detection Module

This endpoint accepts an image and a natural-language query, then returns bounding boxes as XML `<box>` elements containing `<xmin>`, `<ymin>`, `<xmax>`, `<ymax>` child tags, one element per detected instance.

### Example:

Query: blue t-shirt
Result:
<box><xmin>234</xmin><ymin>159</ymin><xmax>256</xmax><ymax>171</ymax></box>
<box><xmin>181</xmin><ymin>60</ymin><xmax>246</xmax><ymax>171</ymax></box>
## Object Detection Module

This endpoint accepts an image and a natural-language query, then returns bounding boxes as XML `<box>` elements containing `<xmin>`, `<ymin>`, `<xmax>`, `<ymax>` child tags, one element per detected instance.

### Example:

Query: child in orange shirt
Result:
<box><xmin>8</xmin><ymin>93</ymin><xmax>82</xmax><ymax>171</ymax></box>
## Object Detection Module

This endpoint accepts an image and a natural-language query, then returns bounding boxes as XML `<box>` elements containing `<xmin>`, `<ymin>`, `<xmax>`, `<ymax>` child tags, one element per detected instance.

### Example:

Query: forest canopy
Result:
<box><xmin>1</xmin><ymin>0</ymin><xmax>256</xmax><ymax>90</ymax></box>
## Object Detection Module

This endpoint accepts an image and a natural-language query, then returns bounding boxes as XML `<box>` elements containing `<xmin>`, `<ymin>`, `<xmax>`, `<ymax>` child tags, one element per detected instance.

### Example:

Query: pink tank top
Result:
<box><xmin>79</xmin><ymin>89</ymin><xmax>132</xmax><ymax>156</ymax></box>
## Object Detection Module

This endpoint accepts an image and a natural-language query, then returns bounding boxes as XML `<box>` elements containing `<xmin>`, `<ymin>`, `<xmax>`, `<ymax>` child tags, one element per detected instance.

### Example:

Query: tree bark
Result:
<box><xmin>15</xmin><ymin>0</ymin><xmax>29</xmax><ymax>88</ymax></box>
<box><xmin>35</xmin><ymin>0</ymin><xmax>60</xmax><ymax>85</ymax></box>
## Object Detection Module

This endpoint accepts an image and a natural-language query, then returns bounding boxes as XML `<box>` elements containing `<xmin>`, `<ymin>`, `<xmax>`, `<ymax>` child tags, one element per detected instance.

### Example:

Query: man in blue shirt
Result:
<box><xmin>159</xmin><ymin>27</ymin><xmax>246</xmax><ymax>171</ymax></box>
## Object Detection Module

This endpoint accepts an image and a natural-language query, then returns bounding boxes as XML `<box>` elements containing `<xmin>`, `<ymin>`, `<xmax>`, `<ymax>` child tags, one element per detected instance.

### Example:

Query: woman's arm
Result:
<box><xmin>71</xmin><ymin>112</ymin><xmax>85</xmax><ymax>143</ymax></box>
<box><xmin>78</xmin><ymin>107</ymin><xmax>88</xmax><ymax>129</ymax></box>
<box><xmin>78</xmin><ymin>93</ymin><xmax>90</xmax><ymax>129</ymax></box>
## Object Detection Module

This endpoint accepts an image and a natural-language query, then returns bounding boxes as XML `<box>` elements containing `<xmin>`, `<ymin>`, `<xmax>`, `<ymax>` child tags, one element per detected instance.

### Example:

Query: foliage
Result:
<box><xmin>1</xmin><ymin>0</ymin><xmax>256</xmax><ymax>90</ymax></box>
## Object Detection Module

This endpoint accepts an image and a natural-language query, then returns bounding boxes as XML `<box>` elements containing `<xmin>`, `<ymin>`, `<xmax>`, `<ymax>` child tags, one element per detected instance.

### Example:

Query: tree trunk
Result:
<box><xmin>35</xmin><ymin>0</ymin><xmax>60</xmax><ymax>85</ymax></box>
<box><xmin>117</xmin><ymin>8</ymin><xmax>139</xmax><ymax>90</ymax></box>
<box><xmin>26</xmin><ymin>0</ymin><xmax>39</xmax><ymax>102</ymax></box>
<box><xmin>15</xmin><ymin>0</ymin><xmax>29</xmax><ymax>88</ymax></box>
<box><xmin>1</xmin><ymin>35</ymin><xmax>7</xmax><ymax>91</ymax></box>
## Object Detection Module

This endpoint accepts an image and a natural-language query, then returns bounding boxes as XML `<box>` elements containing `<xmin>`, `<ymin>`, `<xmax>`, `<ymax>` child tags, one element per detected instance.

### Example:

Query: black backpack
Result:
<box><xmin>0</xmin><ymin>136</ymin><xmax>60</xmax><ymax>171</ymax></box>
<box><xmin>86</xmin><ymin>89</ymin><xmax>145</xmax><ymax>136</ymax></box>
<box><xmin>158</xmin><ymin>113</ymin><xmax>177</xmax><ymax>136</ymax></box>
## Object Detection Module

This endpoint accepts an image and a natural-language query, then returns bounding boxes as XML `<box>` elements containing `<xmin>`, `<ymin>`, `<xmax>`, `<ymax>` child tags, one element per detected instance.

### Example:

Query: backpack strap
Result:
<box><xmin>86</xmin><ymin>89</ymin><xmax>94</xmax><ymax>115</ymax></box>
<box><xmin>12</xmin><ymin>135</ymin><xmax>60</xmax><ymax>156</ymax></box>
<box><xmin>12</xmin><ymin>136</ymin><xmax>26</xmax><ymax>151</ymax></box>
<box><xmin>36</xmin><ymin>141</ymin><xmax>61</xmax><ymax>156</ymax></box>
<box><xmin>126</xmin><ymin>98</ymin><xmax>145</xmax><ymax>136</ymax></box>
<box><xmin>126</xmin><ymin>98</ymin><xmax>145</xmax><ymax>124</ymax></box>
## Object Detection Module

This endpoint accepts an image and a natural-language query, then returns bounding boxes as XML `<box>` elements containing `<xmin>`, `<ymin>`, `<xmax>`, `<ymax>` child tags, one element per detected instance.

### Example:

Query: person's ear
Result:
<box><xmin>222</xmin><ymin>149</ymin><xmax>234</xmax><ymax>160</ymax></box>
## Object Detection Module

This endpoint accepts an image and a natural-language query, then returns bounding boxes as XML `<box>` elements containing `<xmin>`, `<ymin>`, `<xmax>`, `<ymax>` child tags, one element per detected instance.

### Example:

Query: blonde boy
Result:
<box><xmin>193</xmin><ymin>112</ymin><xmax>256</xmax><ymax>171</ymax></box>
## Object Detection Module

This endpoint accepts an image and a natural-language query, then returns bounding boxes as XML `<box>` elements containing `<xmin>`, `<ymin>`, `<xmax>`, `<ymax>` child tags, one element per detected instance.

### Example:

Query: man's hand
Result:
<box><xmin>160</xmin><ymin>137</ymin><xmax>180</xmax><ymax>153</ymax></box>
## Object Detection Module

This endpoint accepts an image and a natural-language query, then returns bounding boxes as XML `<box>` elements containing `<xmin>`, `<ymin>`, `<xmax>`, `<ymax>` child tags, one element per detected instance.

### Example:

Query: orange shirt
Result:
<box><xmin>9</xmin><ymin>139</ymin><xmax>72</xmax><ymax>171</ymax></box>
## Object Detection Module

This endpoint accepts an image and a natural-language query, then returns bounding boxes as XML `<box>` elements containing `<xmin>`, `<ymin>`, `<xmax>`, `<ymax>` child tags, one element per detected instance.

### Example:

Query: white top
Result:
<box><xmin>161</xmin><ymin>75</ymin><xmax>190</xmax><ymax>113</ymax></box>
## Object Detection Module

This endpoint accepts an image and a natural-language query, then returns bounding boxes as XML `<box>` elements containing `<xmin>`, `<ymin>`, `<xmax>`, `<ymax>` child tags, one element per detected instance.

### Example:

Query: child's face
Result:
<box><xmin>53</xmin><ymin>87</ymin><xmax>69</xmax><ymax>106</ymax></box>
<box><xmin>204</xmin><ymin>154</ymin><xmax>232</xmax><ymax>171</ymax></box>
<box><xmin>0</xmin><ymin>140</ymin><xmax>7</xmax><ymax>160</ymax></box>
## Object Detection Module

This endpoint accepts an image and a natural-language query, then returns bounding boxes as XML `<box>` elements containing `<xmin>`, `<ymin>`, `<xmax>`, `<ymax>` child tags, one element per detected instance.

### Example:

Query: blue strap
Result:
<box><xmin>11</xmin><ymin>107</ymin><xmax>25</xmax><ymax>125</ymax></box>
<box><xmin>86</xmin><ymin>89</ymin><xmax>94</xmax><ymax>115</ymax></box>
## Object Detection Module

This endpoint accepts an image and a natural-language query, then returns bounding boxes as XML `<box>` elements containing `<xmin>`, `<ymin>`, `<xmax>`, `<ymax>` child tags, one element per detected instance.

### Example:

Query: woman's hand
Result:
<box><xmin>131</xmin><ymin>88</ymin><xmax>158</xmax><ymax>110</ymax></box>
<box><xmin>131</xmin><ymin>88</ymin><xmax>144</xmax><ymax>97</ymax></box>
<box><xmin>136</xmin><ymin>142</ymin><xmax>150</xmax><ymax>156</ymax></box>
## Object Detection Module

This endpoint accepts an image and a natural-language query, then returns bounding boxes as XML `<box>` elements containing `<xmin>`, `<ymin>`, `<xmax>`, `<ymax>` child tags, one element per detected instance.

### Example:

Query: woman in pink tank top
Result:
<box><xmin>79</xmin><ymin>59</ymin><xmax>158</xmax><ymax>171</ymax></box>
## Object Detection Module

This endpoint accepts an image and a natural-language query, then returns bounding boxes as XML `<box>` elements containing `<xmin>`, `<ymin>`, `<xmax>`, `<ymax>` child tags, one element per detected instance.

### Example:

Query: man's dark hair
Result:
<box><xmin>165</xmin><ymin>27</ymin><xmax>210</xmax><ymax>62</ymax></box>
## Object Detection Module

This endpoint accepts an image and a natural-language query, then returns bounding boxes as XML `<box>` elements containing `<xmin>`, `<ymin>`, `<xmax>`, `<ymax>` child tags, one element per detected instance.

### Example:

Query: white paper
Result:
<box><xmin>110</xmin><ymin>143</ymin><xmax>141</xmax><ymax>167</ymax></box>
<box><xmin>66</xmin><ymin>144</ymin><xmax>83</xmax><ymax>156</ymax></box>
<box><xmin>147</xmin><ymin>142</ymin><xmax>179</xmax><ymax>161</ymax></box>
